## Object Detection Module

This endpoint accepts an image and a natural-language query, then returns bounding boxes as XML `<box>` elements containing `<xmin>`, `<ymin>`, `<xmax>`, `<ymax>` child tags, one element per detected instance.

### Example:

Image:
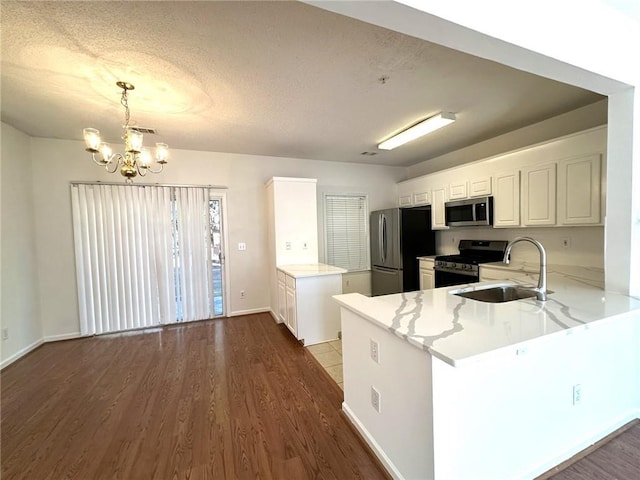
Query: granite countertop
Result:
<box><xmin>278</xmin><ymin>263</ymin><xmax>347</xmax><ymax>278</ymax></box>
<box><xmin>333</xmin><ymin>270</ymin><xmax>640</xmax><ymax>367</ymax></box>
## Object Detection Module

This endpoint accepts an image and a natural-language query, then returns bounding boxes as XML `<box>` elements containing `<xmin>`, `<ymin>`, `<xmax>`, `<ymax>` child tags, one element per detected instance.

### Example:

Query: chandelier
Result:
<box><xmin>83</xmin><ymin>81</ymin><xmax>170</xmax><ymax>183</ymax></box>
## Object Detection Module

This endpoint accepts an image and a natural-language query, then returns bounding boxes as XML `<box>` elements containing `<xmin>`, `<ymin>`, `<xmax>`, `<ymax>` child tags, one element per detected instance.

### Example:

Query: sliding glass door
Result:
<box><xmin>71</xmin><ymin>183</ymin><xmax>226</xmax><ymax>336</ymax></box>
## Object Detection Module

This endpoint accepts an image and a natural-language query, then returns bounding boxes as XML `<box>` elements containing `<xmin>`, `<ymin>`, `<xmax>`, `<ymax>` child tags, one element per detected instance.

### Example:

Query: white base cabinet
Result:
<box><xmin>419</xmin><ymin>258</ymin><xmax>435</xmax><ymax>290</ymax></box>
<box><xmin>277</xmin><ymin>266</ymin><xmax>344</xmax><ymax>345</ymax></box>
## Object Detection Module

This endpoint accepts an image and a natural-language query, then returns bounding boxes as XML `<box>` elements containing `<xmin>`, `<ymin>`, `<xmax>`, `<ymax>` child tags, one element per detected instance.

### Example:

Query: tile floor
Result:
<box><xmin>306</xmin><ymin>339</ymin><xmax>343</xmax><ymax>390</ymax></box>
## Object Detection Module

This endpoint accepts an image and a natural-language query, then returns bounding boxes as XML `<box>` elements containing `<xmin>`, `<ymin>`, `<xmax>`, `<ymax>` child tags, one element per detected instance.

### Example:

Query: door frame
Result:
<box><xmin>211</xmin><ymin>190</ymin><xmax>231</xmax><ymax>317</ymax></box>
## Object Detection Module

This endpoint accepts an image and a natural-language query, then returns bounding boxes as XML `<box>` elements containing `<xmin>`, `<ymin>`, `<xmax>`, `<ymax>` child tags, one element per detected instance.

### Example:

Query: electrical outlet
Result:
<box><xmin>573</xmin><ymin>384</ymin><xmax>582</xmax><ymax>405</ymax></box>
<box><xmin>371</xmin><ymin>386</ymin><xmax>381</xmax><ymax>412</ymax></box>
<box><xmin>1</xmin><ymin>328</ymin><xmax>8</xmax><ymax>341</ymax></box>
<box><xmin>285</xmin><ymin>241</ymin><xmax>292</xmax><ymax>251</ymax></box>
<box><xmin>562</xmin><ymin>237</ymin><xmax>571</xmax><ymax>249</ymax></box>
<box><xmin>238</xmin><ymin>242</ymin><xmax>247</xmax><ymax>251</ymax></box>
<box><xmin>370</xmin><ymin>339</ymin><xmax>380</xmax><ymax>363</ymax></box>
<box><xmin>302</xmin><ymin>241</ymin><xmax>308</xmax><ymax>250</ymax></box>
<box><xmin>240</xmin><ymin>290</ymin><xmax>246</xmax><ymax>299</ymax></box>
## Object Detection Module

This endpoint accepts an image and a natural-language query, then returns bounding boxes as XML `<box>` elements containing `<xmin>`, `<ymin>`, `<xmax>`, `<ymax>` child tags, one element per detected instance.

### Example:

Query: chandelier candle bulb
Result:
<box><xmin>126</xmin><ymin>128</ymin><xmax>144</xmax><ymax>154</ymax></box>
<box><xmin>156</xmin><ymin>143</ymin><xmax>169</xmax><ymax>164</ymax></box>
<box><xmin>99</xmin><ymin>143</ymin><xmax>112</xmax><ymax>164</ymax></box>
<box><xmin>139</xmin><ymin>148</ymin><xmax>152</xmax><ymax>168</ymax></box>
<box><xmin>83</xmin><ymin>128</ymin><xmax>101</xmax><ymax>152</ymax></box>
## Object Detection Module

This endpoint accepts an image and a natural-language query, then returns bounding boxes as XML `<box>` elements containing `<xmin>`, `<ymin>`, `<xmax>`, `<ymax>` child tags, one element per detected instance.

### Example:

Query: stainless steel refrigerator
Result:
<box><xmin>370</xmin><ymin>207</ymin><xmax>436</xmax><ymax>296</ymax></box>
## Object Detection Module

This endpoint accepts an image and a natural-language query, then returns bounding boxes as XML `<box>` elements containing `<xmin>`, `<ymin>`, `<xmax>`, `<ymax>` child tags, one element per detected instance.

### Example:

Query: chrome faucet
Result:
<box><xmin>503</xmin><ymin>237</ymin><xmax>548</xmax><ymax>301</ymax></box>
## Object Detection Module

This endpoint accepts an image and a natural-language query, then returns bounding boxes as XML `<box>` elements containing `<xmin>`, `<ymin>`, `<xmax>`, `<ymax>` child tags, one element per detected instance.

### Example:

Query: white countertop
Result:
<box><xmin>334</xmin><ymin>271</ymin><xmax>640</xmax><ymax>367</ymax></box>
<box><xmin>278</xmin><ymin>263</ymin><xmax>346</xmax><ymax>278</ymax></box>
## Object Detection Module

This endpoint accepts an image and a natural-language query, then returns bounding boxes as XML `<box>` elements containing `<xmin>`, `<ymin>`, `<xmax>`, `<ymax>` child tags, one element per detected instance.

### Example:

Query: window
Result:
<box><xmin>324</xmin><ymin>194</ymin><xmax>369</xmax><ymax>271</ymax></box>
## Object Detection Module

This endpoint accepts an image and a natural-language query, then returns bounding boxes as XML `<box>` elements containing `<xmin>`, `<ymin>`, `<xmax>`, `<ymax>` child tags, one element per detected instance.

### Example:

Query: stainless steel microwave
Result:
<box><xmin>445</xmin><ymin>196</ymin><xmax>493</xmax><ymax>227</ymax></box>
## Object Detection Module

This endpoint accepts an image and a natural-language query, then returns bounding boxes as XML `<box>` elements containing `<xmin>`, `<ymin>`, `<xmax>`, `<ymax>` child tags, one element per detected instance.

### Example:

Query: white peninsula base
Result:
<box><xmin>336</xmin><ymin>277</ymin><xmax>640</xmax><ymax>480</ymax></box>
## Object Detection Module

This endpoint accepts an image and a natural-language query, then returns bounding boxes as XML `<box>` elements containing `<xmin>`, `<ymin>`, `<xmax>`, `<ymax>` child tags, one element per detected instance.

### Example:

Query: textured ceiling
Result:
<box><xmin>0</xmin><ymin>1</ymin><xmax>604</xmax><ymax>167</ymax></box>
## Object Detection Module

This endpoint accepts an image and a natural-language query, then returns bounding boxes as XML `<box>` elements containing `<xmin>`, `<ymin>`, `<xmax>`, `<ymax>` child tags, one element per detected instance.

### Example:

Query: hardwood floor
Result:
<box><xmin>1</xmin><ymin>314</ymin><xmax>388</xmax><ymax>480</ymax></box>
<box><xmin>543</xmin><ymin>420</ymin><xmax>640</xmax><ymax>480</ymax></box>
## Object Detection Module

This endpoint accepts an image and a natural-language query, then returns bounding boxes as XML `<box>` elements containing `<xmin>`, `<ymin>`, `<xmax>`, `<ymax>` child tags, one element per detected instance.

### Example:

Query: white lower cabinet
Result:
<box><xmin>285</xmin><ymin>282</ymin><xmax>297</xmax><ymax>334</ymax></box>
<box><xmin>419</xmin><ymin>258</ymin><xmax>435</xmax><ymax>290</ymax></box>
<box><xmin>277</xmin><ymin>271</ymin><xmax>287</xmax><ymax>323</ymax></box>
<box><xmin>277</xmin><ymin>269</ymin><xmax>343</xmax><ymax>345</ymax></box>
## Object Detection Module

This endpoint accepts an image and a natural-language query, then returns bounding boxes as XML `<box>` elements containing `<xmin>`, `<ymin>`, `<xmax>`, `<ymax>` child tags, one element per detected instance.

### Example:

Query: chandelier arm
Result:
<box><xmin>105</xmin><ymin>154</ymin><xmax>124</xmax><ymax>174</ymax></box>
<box><xmin>144</xmin><ymin>163</ymin><xmax>165</xmax><ymax>174</ymax></box>
<box><xmin>90</xmin><ymin>152</ymin><xmax>108</xmax><ymax>167</ymax></box>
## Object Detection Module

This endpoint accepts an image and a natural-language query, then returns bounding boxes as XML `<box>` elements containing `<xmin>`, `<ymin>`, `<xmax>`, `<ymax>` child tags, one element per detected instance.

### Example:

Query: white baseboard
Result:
<box><xmin>228</xmin><ymin>307</ymin><xmax>272</xmax><ymax>317</ymax></box>
<box><xmin>268</xmin><ymin>308</ymin><xmax>282</xmax><ymax>323</ymax></box>
<box><xmin>342</xmin><ymin>402</ymin><xmax>402</xmax><ymax>480</ymax></box>
<box><xmin>1</xmin><ymin>338</ymin><xmax>43</xmax><ymax>369</ymax></box>
<box><xmin>44</xmin><ymin>332</ymin><xmax>81</xmax><ymax>342</ymax></box>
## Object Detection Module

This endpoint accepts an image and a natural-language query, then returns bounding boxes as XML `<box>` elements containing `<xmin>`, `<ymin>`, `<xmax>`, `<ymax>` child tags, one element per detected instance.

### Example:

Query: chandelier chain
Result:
<box><xmin>121</xmin><ymin>89</ymin><xmax>130</xmax><ymax>128</ymax></box>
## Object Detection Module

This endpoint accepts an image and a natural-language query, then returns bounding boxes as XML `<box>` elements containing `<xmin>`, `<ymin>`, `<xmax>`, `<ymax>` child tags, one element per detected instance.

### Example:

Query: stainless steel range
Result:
<box><xmin>434</xmin><ymin>240</ymin><xmax>508</xmax><ymax>287</ymax></box>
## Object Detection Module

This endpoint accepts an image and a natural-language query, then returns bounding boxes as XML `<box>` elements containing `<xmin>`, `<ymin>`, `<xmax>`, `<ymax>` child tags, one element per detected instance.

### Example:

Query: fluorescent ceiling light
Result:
<box><xmin>378</xmin><ymin>112</ymin><xmax>456</xmax><ymax>150</ymax></box>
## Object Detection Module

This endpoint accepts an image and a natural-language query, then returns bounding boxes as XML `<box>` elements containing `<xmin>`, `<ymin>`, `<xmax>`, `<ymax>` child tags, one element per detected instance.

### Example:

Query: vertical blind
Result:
<box><xmin>71</xmin><ymin>184</ymin><xmax>215</xmax><ymax>336</ymax></box>
<box><xmin>324</xmin><ymin>194</ymin><xmax>368</xmax><ymax>271</ymax></box>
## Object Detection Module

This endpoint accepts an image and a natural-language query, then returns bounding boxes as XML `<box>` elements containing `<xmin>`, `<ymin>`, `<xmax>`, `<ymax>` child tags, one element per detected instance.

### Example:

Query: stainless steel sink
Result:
<box><xmin>451</xmin><ymin>285</ymin><xmax>552</xmax><ymax>303</ymax></box>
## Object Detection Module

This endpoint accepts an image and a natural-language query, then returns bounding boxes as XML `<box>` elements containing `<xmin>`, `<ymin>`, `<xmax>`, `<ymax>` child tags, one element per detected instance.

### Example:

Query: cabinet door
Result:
<box><xmin>469</xmin><ymin>176</ymin><xmax>492</xmax><ymax>197</ymax></box>
<box><xmin>413</xmin><ymin>190</ymin><xmax>430</xmax><ymax>205</ymax></box>
<box><xmin>419</xmin><ymin>269</ymin><xmax>435</xmax><ymax>290</ymax></box>
<box><xmin>398</xmin><ymin>194</ymin><xmax>413</xmax><ymax>207</ymax></box>
<box><xmin>449</xmin><ymin>181</ymin><xmax>468</xmax><ymax>200</ymax></box>
<box><xmin>522</xmin><ymin>163</ymin><xmax>556</xmax><ymax>226</ymax></box>
<box><xmin>277</xmin><ymin>280</ymin><xmax>286</xmax><ymax>323</ymax></box>
<box><xmin>431</xmin><ymin>186</ymin><xmax>449</xmax><ymax>230</ymax></box>
<box><xmin>285</xmin><ymin>287</ymin><xmax>297</xmax><ymax>335</ymax></box>
<box><xmin>557</xmin><ymin>154</ymin><xmax>601</xmax><ymax>225</ymax></box>
<box><xmin>493</xmin><ymin>171</ymin><xmax>521</xmax><ymax>227</ymax></box>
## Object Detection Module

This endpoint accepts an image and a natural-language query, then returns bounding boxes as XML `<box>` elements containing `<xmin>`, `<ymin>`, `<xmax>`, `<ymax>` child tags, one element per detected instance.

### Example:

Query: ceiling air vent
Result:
<box><xmin>360</xmin><ymin>151</ymin><xmax>378</xmax><ymax>156</ymax></box>
<box><xmin>129</xmin><ymin>126</ymin><xmax>157</xmax><ymax>135</ymax></box>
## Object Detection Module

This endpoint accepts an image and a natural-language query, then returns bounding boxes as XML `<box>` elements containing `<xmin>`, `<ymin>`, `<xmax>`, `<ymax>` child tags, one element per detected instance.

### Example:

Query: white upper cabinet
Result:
<box><xmin>522</xmin><ymin>163</ymin><xmax>557</xmax><ymax>226</ymax></box>
<box><xmin>431</xmin><ymin>186</ymin><xmax>449</xmax><ymax>230</ymax></box>
<box><xmin>394</xmin><ymin>127</ymin><xmax>606</xmax><ymax>229</ymax></box>
<box><xmin>557</xmin><ymin>154</ymin><xmax>602</xmax><ymax>225</ymax></box>
<box><xmin>449</xmin><ymin>181</ymin><xmax>468</xmax><ymax>200</ymax></box>
<box><xmin>469</xmin><ymin>176</ymin><xmax>492</xmax><ymax>197</ymax></box>
<box><xmin>493</xmin><ymin>171</ymin><xmax>521</xmax><ymax>227</ymax></box>
<box><xmin>398</xmin><ymin>177</ymin><xmax>431</xmax><ymax>207</ymax></box>
<box><xmin>413</xmin><ymin>190</ymin><xmax>431</xmax><ymax>205</ymax></box>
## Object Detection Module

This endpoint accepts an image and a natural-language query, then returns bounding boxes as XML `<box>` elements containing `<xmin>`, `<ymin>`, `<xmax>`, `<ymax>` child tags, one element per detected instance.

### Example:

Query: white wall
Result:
<box><xmin>1</xmin><ymin>123</ymin><xmax>42</xmax><ymax>366</ymax></box>
<box><xmin>28</xmin><ymin>137</ymin><xmax>404</xmax><ymax>339</ymax></box>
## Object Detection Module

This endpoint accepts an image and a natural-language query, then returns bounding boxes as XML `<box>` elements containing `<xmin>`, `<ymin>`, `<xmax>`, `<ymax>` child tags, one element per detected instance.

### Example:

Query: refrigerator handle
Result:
<box><xmin>377</xmin><ymin>214</ymin><xmax>383</xmax><ymax>263</ymax></box>
<box><xmin>381</xmin><ymin>214</ymin><xmax>387</xmax><ymax>263</ymax></box>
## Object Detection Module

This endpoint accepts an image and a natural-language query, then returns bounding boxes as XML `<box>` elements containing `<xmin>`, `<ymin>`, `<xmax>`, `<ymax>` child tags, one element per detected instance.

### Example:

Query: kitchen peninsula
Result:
<box><xmin>334</xmin><ymin>271</ymin><xmax>640</xmax><ymax>480</ymax></box>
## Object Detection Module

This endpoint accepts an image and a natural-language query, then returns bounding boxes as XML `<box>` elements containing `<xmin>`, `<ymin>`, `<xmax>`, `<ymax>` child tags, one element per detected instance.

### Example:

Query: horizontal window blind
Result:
<box><xmin>325</xmin><ymin>195</ymin><xmax>368</xmax><ymax>272</ymax></box>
